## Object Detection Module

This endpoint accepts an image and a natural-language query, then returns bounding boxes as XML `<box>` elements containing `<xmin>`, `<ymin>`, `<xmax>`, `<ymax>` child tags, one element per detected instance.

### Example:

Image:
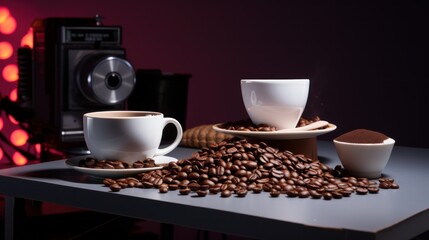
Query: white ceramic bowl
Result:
<box><xmin>333</xmin><ymin>138</ymin><xmax>395</xmax><ymax>178</ymax></box>
<box><xmin>241</xmin><ymin>79</ymin><xmax>309</xmax><ymax>130</ymax></box>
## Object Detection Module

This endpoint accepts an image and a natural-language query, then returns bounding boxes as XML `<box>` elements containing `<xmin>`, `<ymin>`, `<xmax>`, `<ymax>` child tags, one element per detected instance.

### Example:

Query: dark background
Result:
<box><xmin>3</xmin><ymin>0</ymin><xmax>429</xmax><ymax>148</ymax></box>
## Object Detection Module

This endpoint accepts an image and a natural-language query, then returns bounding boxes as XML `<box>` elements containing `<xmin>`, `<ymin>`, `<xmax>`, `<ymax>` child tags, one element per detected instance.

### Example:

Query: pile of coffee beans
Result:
<box><xmin>79</xmin><ymin>157</ymin><xmax>159</xmax><ymax>169</ymax></box>
<box><xmin>219</xmin><ymin>116</ymin><xmax>325</xmax><ymax>132</ymax></box>
<box><xmin>101</xmin><ymin>138</ymin><xmax>399</xmax><ymax>199</ymax></box>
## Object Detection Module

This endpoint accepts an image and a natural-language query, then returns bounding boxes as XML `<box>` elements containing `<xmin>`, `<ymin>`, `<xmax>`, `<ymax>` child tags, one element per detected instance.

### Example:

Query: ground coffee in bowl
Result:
<box><xmin>335</xmin><ymin>129</ymin><xmax>389</xmax><ymax>144</ymax></box>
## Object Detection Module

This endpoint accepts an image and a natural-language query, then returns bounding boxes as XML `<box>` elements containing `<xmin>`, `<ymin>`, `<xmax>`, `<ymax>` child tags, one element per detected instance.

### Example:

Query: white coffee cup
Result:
<box><xmin>241</xmin><ymin>79</ymin><xmax>309</xmax><ymax>130</ymax></box>
<box><xmin>83</xmin><ymin>111</ymin><xmax>183</xmax><ymax>164</ymax></box>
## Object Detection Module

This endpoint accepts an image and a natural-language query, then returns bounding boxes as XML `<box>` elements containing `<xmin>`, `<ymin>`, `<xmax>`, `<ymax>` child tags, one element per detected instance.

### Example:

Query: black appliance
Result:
<box><xmin>17</xmin><ymin>17</ymin><xmax>136</xmax><ymax>149</ymax></box>
<box><xmin>127</xmin><ymin>69</ymin><xmax>190</xmax><ymax>141</ymax></box>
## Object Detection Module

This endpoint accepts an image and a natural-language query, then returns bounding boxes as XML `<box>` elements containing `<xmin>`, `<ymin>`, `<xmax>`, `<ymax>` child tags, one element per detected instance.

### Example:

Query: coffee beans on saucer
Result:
<box><xmin>220</xmin><ymin>119</ymin><xmax>277</xmax><ymax>131</ymax></box>
<box><xmin>219</xmin><ymin>116</ymin><xmax>325</xmax><ymax>132</ymax></box>
<box><xmin>78</xmin><ymin>157</ymin><xmax>159</xmax><ymax>169</ymax></box>
<box><xmin>101</xmin><ymin>137</ymin><xmax>399</xmax><ymax>199</ymax></box>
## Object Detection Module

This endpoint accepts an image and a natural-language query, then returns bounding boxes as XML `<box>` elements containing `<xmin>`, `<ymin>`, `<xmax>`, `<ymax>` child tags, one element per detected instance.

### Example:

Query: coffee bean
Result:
<box><xmin>117</xmin><ymin>181</ymin><xmax>128</xmax><ymax>188</ymax></box>
<box><xmin>331</xmin><ymin>191</ymin><xmax>343</xmax><ymax>199</ymax></box>
<box><xmin>271</xmin><ymin>169</ymin><xmax>284</xmax><ymax>178</ymax></box>
<box><xmin>368</xmin><ymin>187</ymin><xmax>379</xmax><ymax>193</ymax></box>
<box><xmin>143</xmin><ymin>181</ymin><xmax>154</xmax><ymax>188</ymax></box>
<box><xmin>168</xmin><ymin>184</ymin><xmax>179</xmax><ymax>190</ymax></box>
<box><xmin>109</xmin><ymin>183</ymin><xmax>122</xmax><ymax>192</ymax></box>
<box><xmin>245</xmin><ymin>161</ymin><xmax>258</xmax><ymax>170</ymax></box>
<box><xmin>340</xmin><ymin>190</ymin><xmax>353</xmax><ymax>197</ymax></box>
<box><xmin>103</xmin><ymin>178</ymin><xmax>116</xmax><ymax>187</ymax></box>
<box><xmin>159</xmin><ymin>184</ymin><xmax>169</xmax><ymax>193</ymax></box>
<box><xmin>252</xmin><ymin>186</ymin><xmax>263</xmax><ymax>194</ymax></box>
<box><xmin>310</xmin><ymin>190</ymin><xmax>322</xmax><ymax>199</ymax></box>
<box><xmin>179</xmin><ymin>188</ymin><xmax>191</xmax><ymax>195</ymax></box>
<box><xmin>153</xmin><ymin>177</ymin><xmax>163</xmax><ymax>188</ymax></box>
<box><xmin>379</xmin><ymin>182</ymin><xmax>391</xmax><ymax>189</ymax></box>
<box><xmin>286</xmin><ymin>190</ymin><xmax>299</xmax><ymax>198</ymax></box>
<box><xmin>323</xmin><ymin>192</ymin><xmax>333</xmax><ymax>200</ymax></box>
<box><xmin>210</xmin><ymin>186</ymin><xmax>221</xmax><ymax>194</ymax></box>
<box><xmin>188</xmin><ymin>172</ymin><xmax>200</xmax><ymax>180</ymax></box>
<box><xmin>102</xmin><ymin>163</ymin><xmax>114</xmax><ymax>169</ymax></box>
<box><xmin>263</xmin><ymin>183</ymin><xmax>273</xmax><ymax>192</ymax></box>
<box><xmin>356</xmin><ymin>187</ymin><xmax>368</xmax><ymax>195</ymax></box>
<box><xmin>298</xmin><ymin>190</ymin><xmax>310</xmax><ymax>198</ymax></box>
<box><xmin>180</xmin><ymin>171</ymin><xmax>192</xmax><ymax>180</ymax></box>
<box><xmin>132</xmin><ymin>161</ymin><xmax>144</xmax><ymax>168</ymax></box>
<box><xmin>221</xmin><ymin>190</ymin><xmax>232</xmax><ymax>198</ymax></box>
<box><xmin>235</xmin><ymin>169</ymin><xmax>247</xmax><ymax>178</ymax></box>
<box><xmin>196</xmin><ymin>190</ymin><xmax>208</xmax><ymax>197</ymax></box>
<box><xmin>188</xmin><ymin>182</ymin><xmax>200</xmax><ymax>191</ymax></box>
<box><xmin>270</xmin><ymin>189</ymin><xmax>280</xmax><ymax>197</ymax></box>
<box><xmin>256</xmin><ymin>178</ymin><xmax>270</xmax><ymax>184</ymax></box>
<box><xmin>83</xmin><ymin>157</ymin><xmax>96</xmax><ymax>167</ymax></box>
<box><xmin>236</xmin><ymin>189</ymin><xmax>248</xmax><ymax>197</ymax></box>
<box><xmin>379</xmin><ymin>177</ymin><xmax>393</xmax><ymax>183</ymax></box>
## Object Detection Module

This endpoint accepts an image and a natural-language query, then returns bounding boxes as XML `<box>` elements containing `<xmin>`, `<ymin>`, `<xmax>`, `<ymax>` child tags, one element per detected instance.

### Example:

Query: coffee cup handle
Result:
<box><xmin>154</xmin><ymin>118</ymin><xmax>183</xmax><ymax>156</ymax></box>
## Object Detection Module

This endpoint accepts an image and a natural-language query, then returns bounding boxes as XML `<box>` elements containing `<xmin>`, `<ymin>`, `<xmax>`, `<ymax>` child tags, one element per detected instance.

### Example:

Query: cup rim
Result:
<box><xmin>333</xmin><ymin>138</ymin><xmax>395</xmax><ymax>146</ymax></box>
<box><xmin>84</xmin><ymin>110</ymin><xmax>163</xmax><ymax>119</ymax></box>
<box><xmin>241</xmin><ymin>79</ymin><xmax>309</xmax><ymax>83</ymax></box>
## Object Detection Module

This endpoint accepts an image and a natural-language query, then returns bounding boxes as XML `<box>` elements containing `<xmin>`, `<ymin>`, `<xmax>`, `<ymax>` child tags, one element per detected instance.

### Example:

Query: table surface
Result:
<box><xmin>0</xmin><ymin>141</ymin><xmax>428</xmax><ymax>240</ymax></box>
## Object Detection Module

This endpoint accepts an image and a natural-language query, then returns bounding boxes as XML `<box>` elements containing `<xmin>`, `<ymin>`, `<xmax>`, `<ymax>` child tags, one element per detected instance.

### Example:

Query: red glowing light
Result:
<box><xmin>0</xmin><ymin>7</ymin><xmax>10</xmax><ymax>24</ymax></box>
<box><xmin>8</xmin><ymin>115</ymin><xmax>18</xmax><ymax>125</ymax></box>
<box><xmin>0</xmin><ymin>14</ymin><xmax>16</xmax><ymax>35</ymax></box>
<box><xmin>12</xmin><ymin>151</ymin><xmax>28</xmax><ymax>165</ymax></box>
<box><xmin>9</xmin><ymin>88</ymin><xmax>17</xmax><ymax>101</ymax></box>
<box><xmin>2</xmin><ymin>64</ymin><xmax>18</xmax><ymax>82</ymax></box>
<box><xmin>35</xmin><ymin>143</ymin><xmax>42</xmax><ymax>154</ymax></box>
<box><xmin>0</xmin><ymin>41</ymin><xmax>13</xmax><ymax>59</ymax></box>
<box><xmin>10</xmin><ymin>129</ymin><xmax>28</xmax><ymax>147</ymax></box>
<box><xmin>0</xmin><ymin>6</ymin><xmax>30</xmax><ymax>166</ymax></box>
<box><xmin>21</xmin><ymin>29</ymin><xmax>33</xmax><ymax>48</ymax></box>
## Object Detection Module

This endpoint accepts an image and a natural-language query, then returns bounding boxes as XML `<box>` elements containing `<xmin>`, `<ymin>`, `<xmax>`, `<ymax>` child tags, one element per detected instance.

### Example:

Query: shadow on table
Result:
<box><xmin>17</xmin><ymin>168</ymin><xmax>104</xmax><ymax>184</ymax></box>
<box><xmin>317</xmin><ymin>155</ymin><xmax>335</xmax><ymax>166</ymax></box>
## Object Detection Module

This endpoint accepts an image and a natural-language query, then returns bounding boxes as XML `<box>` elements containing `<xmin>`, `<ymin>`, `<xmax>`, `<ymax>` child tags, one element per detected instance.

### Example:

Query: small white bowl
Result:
<box><xmin>333</xmin><ymin>138</ymin><xmax>395</xmax><ymax>178</ymax></box>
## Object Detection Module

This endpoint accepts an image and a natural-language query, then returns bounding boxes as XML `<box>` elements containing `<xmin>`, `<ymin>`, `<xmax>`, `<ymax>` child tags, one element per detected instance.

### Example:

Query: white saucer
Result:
<box><xmin>212</xmin><ymin>123</ymin><xmax>337</xmax><ymax>140</ymax></box>
<box><xmin>65</xmin><ymin>155</ymin><xmax>177</xmax><ymax>178</ymax></box>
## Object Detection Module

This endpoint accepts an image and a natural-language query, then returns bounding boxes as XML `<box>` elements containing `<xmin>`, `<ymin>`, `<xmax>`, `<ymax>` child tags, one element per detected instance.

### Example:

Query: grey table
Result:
<box><xmin>0</xmin><ymin>141</ymin><xmax>428</xmax><ymax>240</ymax></box>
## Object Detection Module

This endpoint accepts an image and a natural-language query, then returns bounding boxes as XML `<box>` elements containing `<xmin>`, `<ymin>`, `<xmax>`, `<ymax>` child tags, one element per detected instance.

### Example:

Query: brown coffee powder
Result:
<box><xmin>335</xmin><ymin>129</ymin><xmax>389</xmax><ymax>144</ymax></box>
